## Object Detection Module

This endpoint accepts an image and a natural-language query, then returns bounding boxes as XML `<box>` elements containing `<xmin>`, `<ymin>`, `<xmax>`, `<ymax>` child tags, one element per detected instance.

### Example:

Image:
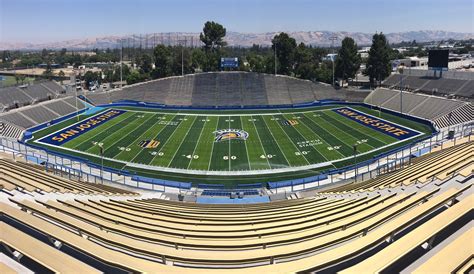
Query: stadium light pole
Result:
<box><xmin>398</xmin><ymin>66</ymin><xmax>404</xmax><ymax>114</ymax></box>
<box><xmin>274</xmin><ymin>43</ymin><xmax>277</xmax><ymax>75</ymax></box>
<box><xmin>178</xmin><ymin>39</ymin><xmax>186</xmax><ymax>76</ymax></box>
<box><xmin>353</xmin><ymin>144</ymin><xmax>359</xmax><ymax>182</ymax></box>
<box><xmin>330</xmin><ymin>36</ymin><xmax>337</xmax><ymax>86</ymax></box>
<box><xmin>120</xmin><ymin>39</ymin><xmax>123</xmax><ymax>90</ymax></box>
<box><xmin>94</xmin><ymin>142</ymin><xmax>104</xmax><ymax>183</ymax></box>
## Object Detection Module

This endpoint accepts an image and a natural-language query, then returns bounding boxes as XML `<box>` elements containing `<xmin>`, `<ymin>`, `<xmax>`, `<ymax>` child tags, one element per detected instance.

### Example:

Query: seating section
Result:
<box><xmin>1</xmin><ymin>184</ymin><xmax>471</xmax><ymax>273</ymax></box>
<box><xmin>0</xmin><ymin>222</ymin><xmax>101</xmax><ymax>273</ymax></box>
<box><xmin>365</xmin><ymin>88</ymin><xmax>473</xmax><ymax>128</ymax></box>
<box><xmin>0</xmin><ymin>157</ymin><xmax>137</xmax><ymax>195</ymax></box>
<box><xmin>382</xmin><ymin>74</ymin><xmax>473</xmax><ymax>99</ymax></box>
<box><xmin>0</xmin><ymin>87</ymin><xmax>33</xmax><ymax>109</ymax></box>
<box><xmin>0</xmin><ymin>121</ymin><xmax>24</xmax><ymax>139</ymax></box>
<box><xmin>0</xmin><ymin>135</ymin><xmax>471</xmax><ymax>273</ymax></box>
<box><xmin>85</xmin><ymin>72</ymin><xmax>369</xmax><ymax>107</ymax></box>
<box><xmin>434</xmin><ymin>103</ymin><xmax>474</xmax><ymax>129</ymax></box>
<box><xmin>0</xmin><ymin>96</ymin><xmax>87</xmax><ymax>135</ymax></box>
<box><xmin>0</xmin><ymin>81</ymin><xmax>65</xmax><ymax>110</ymax></box>
<box><xmin>323</xmin><ymin>139</ymin><xmax>472</xmax><ymax>193</ymax></box>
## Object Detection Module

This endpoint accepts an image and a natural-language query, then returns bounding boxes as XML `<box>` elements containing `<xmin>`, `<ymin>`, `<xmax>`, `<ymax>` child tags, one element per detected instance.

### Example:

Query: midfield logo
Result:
<box><xmin>214</xmin><ymin>129</ymin><xmax>249</xmax><ymax>142</ymax></box>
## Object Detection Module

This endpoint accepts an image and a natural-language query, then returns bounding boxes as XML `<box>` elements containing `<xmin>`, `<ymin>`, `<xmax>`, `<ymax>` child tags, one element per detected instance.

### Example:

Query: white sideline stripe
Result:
<box><xmin>344</xmin><ymin>106</ymin><xmax>424</xmax><ymax>135</ymax></box>
<box><xmin>29</xmin><ymin>129</ymin><xmax>422</xmax><ymax>176</ymax></box>
<box><xmin>115</xmin><ymin>106</ymin><xmax>340</xmax><ymax>117</ymax></box>
<box><xmin>69</xmin><ymin>112</ymin><xmax>134</xmax><ymax>150</ymax></box>
<box><xmin>30</xmin><ymin>107</ymin><xmax>425</xmax><ymax>176</ymax></box>
<box><xmin>321</xmin><ymin>111</ymin><xmax>383</xmax><ymax>147</ymax></box>
<box><xmin>32</xmin><ymin>109</ymin><xmax>111</xmax><ymax>141</ymax></box>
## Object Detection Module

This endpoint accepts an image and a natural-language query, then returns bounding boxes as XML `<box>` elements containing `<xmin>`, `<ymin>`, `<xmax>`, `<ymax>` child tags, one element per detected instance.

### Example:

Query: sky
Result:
<box><xmin>1</xmin><ymin>0</ymin><xmax>473</xmax><ymax>43</ymax></box>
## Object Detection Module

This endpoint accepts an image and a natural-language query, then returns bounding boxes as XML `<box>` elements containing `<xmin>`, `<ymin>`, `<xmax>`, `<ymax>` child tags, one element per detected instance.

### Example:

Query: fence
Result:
<box><xmin>1</xmin><ymin>121</ymin><xmax>471</xmax><ymax>194</ymax></box>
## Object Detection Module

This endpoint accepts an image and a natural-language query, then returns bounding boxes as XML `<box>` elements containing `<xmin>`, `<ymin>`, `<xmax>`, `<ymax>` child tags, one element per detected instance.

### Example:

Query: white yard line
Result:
<box><xmin>167</xmin><ymin>116</ymin><xmax>197</xmax><ymax>168</ymax></box>
<box><xmin>321</xmin><ymin>111</ymin><xmax>388</xmax><ymax>146</ymax></box>
<box><xmin>146</xmin><ymin>115</ymin><xmax>192</xmax><ymax>166</ymax></box>
<box><xmin>186</xmin><ymin>117</ymin><xmax>207</xmax><ymax>169</ymax></box>
<box><xmin>127</xmin><ymin>115</ymin><xmax>176</xmax><ymax>164</ymax></box>
<box><xmin>116</xmin><ymin>106</ymin><xmax>340</xmax><ymax>117</ymax></box>
<box><xmin>284</xmin><ymin>114</ymin><xmax>332</xmax><ymax>163</ymax></box>
<box><xmin>33</xmin><ymin>129</ymin><xmax>423</xmax><ymax>176</ymax></box>
<box><xmin>116</xmin><ymin>114</ymin><xmax>168</xmax><ymax>160</ymax></box>
<box><xmin>207</xmin><ymin>118</ymin><xmax>220</xmax><ymax>171</ymax></box>
<box><xmin>272</xmin><ymin>114</ymin><xmax>311</xmax><ymax>165</ymax></box>
<box><xmin>260</xmin><ymin>115</ymin><xmax>293</xmax><ymax>167</ymax></box>
<box><xmin>241</xmin><ymin>116</ymin><xmax>252</xmax><ymax>171</ymax></box>
<box><xmin>228</xmin><ymin>116</ymin><xmax>231</xmax><ymax>171</ymax></box>
<box><xmin>89</xmin><ymin>113</ymin><xmax>155</xmax><ymax>155</ymax></box>
<box><xmin>33</xmin><ymin>109</ymin><xmax>110</xmax><ymax>140</ymax></box>
<box><xmin>250</xmin><ymin>115</ymin><xmax>271</xmax><ymax>168</ymax></box>
<box><xmin>300</xmin><ymin>112</ymin><xmax>360</xmax><ymax>158</ymax></box>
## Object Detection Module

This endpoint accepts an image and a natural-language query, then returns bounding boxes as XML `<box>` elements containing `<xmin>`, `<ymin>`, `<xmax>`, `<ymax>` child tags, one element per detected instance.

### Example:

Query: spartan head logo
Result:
<box><xmin>214</xmin><ymin>129</ymin><xmax>249</xmax><ymax>142</ymax></box>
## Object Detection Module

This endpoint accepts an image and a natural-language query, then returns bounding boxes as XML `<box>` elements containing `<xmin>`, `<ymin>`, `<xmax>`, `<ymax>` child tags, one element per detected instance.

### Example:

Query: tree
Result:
<box><xmin>294</xmin><ymin>43</ymin><xmax>317</xmax><ymax>80</ymax></box>
<box><xmin>191</xmin><ymin>48</ymin><xmax>206</xmax><ymax>71</ymax></box>
<box><xmin>364</xmin><ymin>33</ymin><xmax>392</xmax><ymax>84</ymax></box>
<box><xmin>315</xmin><ymin>62</ymin><xmax>333</xmax><ymax>84</ymax></box>
<box><xmin>83</xmin><ymin>71</ymin><xmax>101</xmax><ymax>89</ymax></box>
<box><xmin>42</xmin><ymin>62</ymin><xmax>54</xmax><ymax>79</ymax></box>
<box><xmin>199</xmin><ymin>21</ymin><xmax>227</xmax><ymax>52</ymax></box>
<box><xmin>126</xmin><ymin>70</ymin><xmax>143</xmax><ymax>85</ymax></box>
<box><xmin>58</xmin><ymin>70</ymin><xmax>65</xmax><ymax>84</ymax></box>
<box><xmin>247</xmin><ymin>53</ymin><xmax>266</xmax><ymax>72</ymax></box>
<box><xmin>152</xmin><ymin>45</ymin><xmax>171</xmax><ymax>78</ymax></box>
<box><xmin>139</xmin><ymin>54</ymin><xmax>153</xmax><ymax>74</ymax></box>
<box><xmin>272</xmin><ymin>32</ymin><xmax>297</xmax><ymax>75</ymax></box>
<box><xmin>335</xmin><ymin>37</ymin><xmax>361</xmax><ymax>81</ymax></box>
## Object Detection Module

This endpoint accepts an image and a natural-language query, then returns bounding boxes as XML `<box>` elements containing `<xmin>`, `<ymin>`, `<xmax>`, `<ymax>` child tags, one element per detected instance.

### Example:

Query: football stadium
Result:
<box><xmin>0</xmin><ymin>1</ymin><xmax>473</xmax><ymax>273</ymax></box>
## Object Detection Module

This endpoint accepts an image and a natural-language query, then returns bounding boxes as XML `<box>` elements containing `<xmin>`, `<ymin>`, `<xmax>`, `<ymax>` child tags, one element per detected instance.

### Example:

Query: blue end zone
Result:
<box><xmin>332</xmin><ymin>107</ymin><xmax>420</xmax><ymax>140</ymax></box>
<box><xmin>37</xmin><ymin>109</ymin><xmax>127</xmax><ymax>146</ymax></box>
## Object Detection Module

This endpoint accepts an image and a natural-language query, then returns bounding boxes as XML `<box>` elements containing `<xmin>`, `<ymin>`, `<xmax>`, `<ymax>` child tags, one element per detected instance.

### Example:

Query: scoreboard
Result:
<box><xmin>428</xmin><ymin>50</ymin><xmax>449</xmax><ymax>70</ymax></box>
<box><xmin>221</xmin><ymin>57</ymin><xmax>239</xmax><ymax>68</ymax></box>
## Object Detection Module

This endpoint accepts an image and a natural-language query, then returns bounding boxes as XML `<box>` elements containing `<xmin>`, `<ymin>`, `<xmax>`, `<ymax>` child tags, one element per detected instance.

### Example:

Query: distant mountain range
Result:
<box><xmin>1</xmin><ymin>30</ymin><xmax>472</xmax><ymax>50</ymax></box>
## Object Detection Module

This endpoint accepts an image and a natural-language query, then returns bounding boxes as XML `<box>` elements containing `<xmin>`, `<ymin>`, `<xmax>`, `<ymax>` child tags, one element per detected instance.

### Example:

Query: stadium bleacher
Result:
<box><xmin>0</xmin><ymin>133</ymin><xmax>472</xmax><ymax>272</ymax></box>
<box><xmin>365</xmin><ymin>88</ymin><xmax>473</xmax><ymax>128</ymax></box>
<box><xmin>1</xmin><ymin>181</ymin><xmax>471</xmax><ymax>272</ymax></box>
<box><xmin>85</xmin><ymin>72</ymin><xmax>370</xmax><ymax>107</ymax></box>
<box><xmin>382</xmin><ymin>73</ymin><xmax>473</xmax><ymax>99</ymax></box>
<box><xmin>322</xmin><ymin>139</ymin><xmax>472</xmax><ymax>193</ymax></box>
<box><xmin>0</xmin><ymin>96</ymin><xmax>86</xmax><ymax>139</ymax></box>
<box><xmin>0</xmin><ymin>81</ymin><xmax>65</xmax><ymax>111</ymax></box>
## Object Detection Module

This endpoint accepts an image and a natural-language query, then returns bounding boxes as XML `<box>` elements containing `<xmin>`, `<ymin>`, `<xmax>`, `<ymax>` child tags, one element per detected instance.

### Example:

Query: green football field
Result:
<box><xmin>30</xmin><ymin>105</ymin><xmax>429</xmax><ymax>184</ymax></box>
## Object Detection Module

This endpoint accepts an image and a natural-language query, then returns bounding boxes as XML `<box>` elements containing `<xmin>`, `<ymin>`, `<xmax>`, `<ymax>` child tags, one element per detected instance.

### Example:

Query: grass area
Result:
<box><xmin>0</xmin><ymin>75</ymin><xmax>36</xmax><ymax>87</ymax></box>
<box><xmin>27</xmin><ymin>104</ymin><xmax>433</xmax><ymax>186</ymax></box>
